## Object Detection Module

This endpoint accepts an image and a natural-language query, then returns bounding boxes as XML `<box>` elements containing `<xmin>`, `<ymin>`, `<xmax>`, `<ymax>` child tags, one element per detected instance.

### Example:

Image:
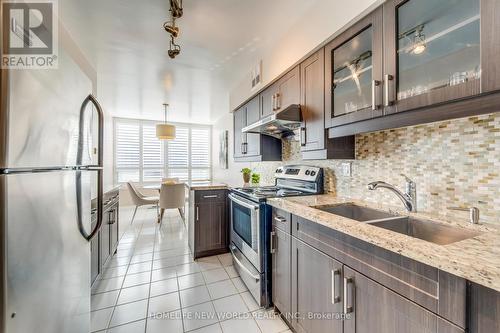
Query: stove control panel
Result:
<box><xmin>275</xmin><ymin>165</ymin><xmax>322</xmax><ymax>182</ymax></box>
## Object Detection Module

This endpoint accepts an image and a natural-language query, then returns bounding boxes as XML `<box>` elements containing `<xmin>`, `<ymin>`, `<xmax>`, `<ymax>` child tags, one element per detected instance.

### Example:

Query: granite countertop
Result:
<box><xmin>267</xmin><ymin>194</ymin><xmax>500</xmax><ymax>292</ymax></box>
<box><xmin>184</xmin><ymin>180</ymin><xmax>263</xmax><ymax>190</ymax></box>
<box><xmin>184</xmin><ymin>181</ymin><xmax>230</xmax><ymax>190</ymax></box>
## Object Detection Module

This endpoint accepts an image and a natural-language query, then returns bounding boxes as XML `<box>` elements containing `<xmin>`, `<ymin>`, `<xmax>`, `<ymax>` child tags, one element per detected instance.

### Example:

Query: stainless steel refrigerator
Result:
<box><xmin>0</xmin><ymin>44</ymin><xmax>104</xmax><ymax>333</ymax></box>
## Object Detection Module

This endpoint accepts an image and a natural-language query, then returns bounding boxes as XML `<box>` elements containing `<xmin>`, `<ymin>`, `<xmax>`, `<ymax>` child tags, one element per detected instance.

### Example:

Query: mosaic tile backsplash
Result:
<box><xmin>249</xmin><ymin>112</ymin><xmax>500</xmax><ymax>224</ymax></box>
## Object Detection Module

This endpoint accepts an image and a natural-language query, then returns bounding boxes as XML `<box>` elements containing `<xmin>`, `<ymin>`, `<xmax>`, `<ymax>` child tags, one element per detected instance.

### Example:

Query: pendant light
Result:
<box><xmin>156</xmin><ymin>103</ymin><xmax>176</xmax><ymax>140</ymax></box>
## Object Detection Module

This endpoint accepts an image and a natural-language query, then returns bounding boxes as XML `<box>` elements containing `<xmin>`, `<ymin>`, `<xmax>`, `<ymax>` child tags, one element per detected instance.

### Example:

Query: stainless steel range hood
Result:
<box><xmin>242</xmin><ymin>104</ymin><xmax>302</xmax><ymax>138</ymax></box>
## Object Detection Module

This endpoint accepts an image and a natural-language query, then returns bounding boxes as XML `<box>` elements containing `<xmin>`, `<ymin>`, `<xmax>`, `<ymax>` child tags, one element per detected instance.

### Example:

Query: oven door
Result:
<box><xmin>228</xmin><ymin>193</ymin><xmax>261</xmax><ymax>271</ymax></box>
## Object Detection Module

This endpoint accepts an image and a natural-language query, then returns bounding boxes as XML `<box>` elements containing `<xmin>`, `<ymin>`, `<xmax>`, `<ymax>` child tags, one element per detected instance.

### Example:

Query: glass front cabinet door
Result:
<box><xmin>384</xmin><ymin>0</ymin><xmax>500</xmax><ymax>114</ymax></box>
<box><xmin>325</xmin><ymin>7</ymin><xmax>384</xmax><ymax>127</ymax></box>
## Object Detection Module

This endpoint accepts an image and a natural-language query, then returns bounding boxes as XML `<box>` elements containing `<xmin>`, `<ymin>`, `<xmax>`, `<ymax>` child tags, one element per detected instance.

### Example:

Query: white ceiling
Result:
<box><xmin>60</xmin><ymin>0</ymin><xmax>319</xmax><ymax>124</ymax></box>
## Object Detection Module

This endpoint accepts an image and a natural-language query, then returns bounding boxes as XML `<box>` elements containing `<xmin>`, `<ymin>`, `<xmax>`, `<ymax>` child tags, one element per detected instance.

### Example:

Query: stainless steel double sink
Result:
<box><xmin>314</xmin><ymin>203</ymin><xmax>481</xmax><ymax>245</ymax></box>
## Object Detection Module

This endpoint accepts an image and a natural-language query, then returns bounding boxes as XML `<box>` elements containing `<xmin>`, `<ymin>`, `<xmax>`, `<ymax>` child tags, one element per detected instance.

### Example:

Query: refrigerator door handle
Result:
<box><xmin>77</xmin><ymin>94</ymin><xmax>104</xmax><ymax>241</ymax></box>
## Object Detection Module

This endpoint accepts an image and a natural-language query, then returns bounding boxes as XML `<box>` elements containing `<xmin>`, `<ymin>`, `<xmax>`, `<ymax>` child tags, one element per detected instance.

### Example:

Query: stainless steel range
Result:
<box><xmin>229</xmin><ymin>165</ymin><xmax>324</xmax><ymax>307</ymax></box>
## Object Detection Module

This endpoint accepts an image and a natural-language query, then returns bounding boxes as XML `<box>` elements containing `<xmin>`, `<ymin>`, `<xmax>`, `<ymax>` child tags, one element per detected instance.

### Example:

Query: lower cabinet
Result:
<box><xmin>271</xmin><ymin>210</ymin><xmax>470</xmax><ymax>333</ymax></box>
<box><xmin>271</xmin><ymin>227</ymin><xmax>292</xmax><ymax>319</ymax></box>
<box><xmin>189</xmin><ymin>189</ymin><xmax>229</xmax><ymax>259</ymax></box>
<box><xmin>90</xmin><ymin>219</ymin><xmax>100</xmax><ymax>285</ymax></box>
<box><xmin>343</xmin><ymin>266</ymin><xmax>463</xmax><ymax>333</ymax></box>
<box><xmin>291</xmin><ymin>238</ymin><xmax>343</xmax><ymax>333</ymax></box>
<box><xmin>100</xmin><ymin>221</ymin><xmax>110</xmax><ymax>267</ymax></box>
<box><xmin>90</xmin><ymin>188</ymin><xmax>120</xmax><ymax>286</ymax></box>
<box><xmin>109</xmin><ymin>207</ymin><xmax>119</xmax><ymax>253</ymax></box>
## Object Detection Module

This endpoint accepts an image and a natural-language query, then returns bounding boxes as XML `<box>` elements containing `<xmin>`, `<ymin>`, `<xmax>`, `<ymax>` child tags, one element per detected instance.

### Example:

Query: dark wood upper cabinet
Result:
<box><xmin>302</xmin><ymin>49</ymin><xmax>356</xmax><ymax>160</ymax></box>
<box><xmin>325</xmin><ymin>6</ymin><xmax>384</xmax><ymax>128</ymax></box>
<box><xmin>260</xmin><ymin>82</ymin><xmax>277</xmax><ymax>119</ymax></box>
<box><xmin>383</xmin><ymin>0</ymin><xmax>500</xmax><ymax>114</ymax></box>
<box><xmin>300</xmin><ymin>49</ymin><xmax>326</xmax><ymax>152</ymax></box>
<box><xmin>245</xmin><ymin>96</ymin><xmax>261</xmax><ymax>157</ymax></box>
<box><xmin>276</xmin><ymin>66</ymin><xmax>300</xmax><ymax>111</ymax></box>
<box><xmin>260</xmin><ymin>66</ymin><xmax>300</xmax><ymax>119</ymax></box>
<box><xmin>233</xmin><ymin>95</ymin><xmax>281</xmax><ymax>162</ymax></box>
<box><xmin>233</xmin><ymin>106</ymin><xmax>246</xmax><ymax>158</ymax></box>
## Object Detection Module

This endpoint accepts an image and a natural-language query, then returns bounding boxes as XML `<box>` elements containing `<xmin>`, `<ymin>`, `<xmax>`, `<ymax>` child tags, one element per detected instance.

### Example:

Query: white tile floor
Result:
<box><xmin>91</xmin><ymin>206</ymin><xmax>291</xmax><ymax>333</ymax></box>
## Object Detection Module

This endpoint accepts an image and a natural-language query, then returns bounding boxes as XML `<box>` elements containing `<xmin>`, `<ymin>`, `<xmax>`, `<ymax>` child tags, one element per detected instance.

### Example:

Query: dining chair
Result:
<box><xmin>158</xmin><ymin>183</ymin><xmax>186</xmax><ymax>225</ymax></box>
<box><xmin>127</xmin><ymin>182</ymin><xmax>159</xmax><ymax>224</ymax></box>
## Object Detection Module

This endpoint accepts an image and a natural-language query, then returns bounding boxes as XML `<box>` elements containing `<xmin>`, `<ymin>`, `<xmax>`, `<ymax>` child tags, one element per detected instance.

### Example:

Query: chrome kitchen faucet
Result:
<box><xmin>367</xmin><ymin>174</ymin><xmax>417</xmax><ymax>212</ymax></box>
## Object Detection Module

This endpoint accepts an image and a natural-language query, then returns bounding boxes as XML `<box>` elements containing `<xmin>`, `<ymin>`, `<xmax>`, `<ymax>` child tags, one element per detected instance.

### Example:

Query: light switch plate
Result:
<box><xmin>341</xmin><ymin>162</ymin><xmax>352</xmax><ymax>177</ymax></box>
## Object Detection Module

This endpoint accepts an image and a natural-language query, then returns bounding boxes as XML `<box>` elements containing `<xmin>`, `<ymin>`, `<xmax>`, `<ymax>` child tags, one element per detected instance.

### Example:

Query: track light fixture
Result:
<box><xmin>163</xmin><ymin>20</ymin><xmax>179</xmax><ymax>38</ymax></box>
<box><xmin>164</xmin><ymin>0</ymin><xmax>183</xmax><ymax>59</ymax></box>
<box><xmin>399</xmin><ymin>24</ymin><xmax>427</xmax><ymax>55</ymax></box>
<box><xmin>170</xmin><ymin>0</ymin><xmax>183</xmax><ymax>19</ymax></box>
<box><xmin>168</xmin><ymin>36</ymin><xmax>181</xmax><ymax>59</ymax></box>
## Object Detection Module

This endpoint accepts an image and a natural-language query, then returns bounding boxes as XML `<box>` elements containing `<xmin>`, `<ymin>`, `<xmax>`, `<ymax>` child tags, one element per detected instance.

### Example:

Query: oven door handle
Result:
<box><xmin>228</xmin><ymin>193</ymin><xmax>259</xmax><ymax>210</ymax></box>
<box><xmin>230</xmin><ymin>245</ymin><xmax>260</xmax><ymax>282</ymax></box>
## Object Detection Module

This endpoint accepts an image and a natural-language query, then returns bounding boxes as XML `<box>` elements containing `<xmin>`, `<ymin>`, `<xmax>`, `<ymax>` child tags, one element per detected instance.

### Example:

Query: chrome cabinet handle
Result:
<box><xmin>76</xmin><ymin>94</ymin><xmax>104</xmax><ymax>242</ymax></box>
<box><xmin>344</xmin><ymin>277</ymin><xmax>355</xmax><ymax>314</ymax></box>
<box><xmin>372</xmin><ymin>80</ymin><xmax>381</xmax><ymax>111</ymax></box>
<box><xmin>196</xmin><ymin>206</ymin><xmax>199</xmax><ymax>222</ymax></box>
<box><xmin>274</xmin><ymin>216</ymin><xmax>287</xmax><ymax>223</ymax></box>
<box><xmin>275</xmin><ymin>92</ymin><xmax>280</xmax><ymax>110</ymax></box>
<box><xmin>300</xmin><ymin>127</ymin><xmax>306</xmax><ymax>146</ymax></box>
<box><xmin>384</xmin><ymin>74</ymin><xmax>394</xmax><ymax>107</ymax></box>
<box><xmin>331</xmin><ymin>269</ymin><xmax>341</xmax><ymax>304</ymax></box>
<box><xmin>203</xmin><ymin>195</ymin><xmax>218</xmax><ymax>199</ymax></box>
<box><xmin>270</xmin><ymin>231</ymin><xmax>276</xmax><ymax>254</ymax></box>
<box><xmin>272</xmin><ymin>94</ymin><xmax>276</xmax><ymax>111</ymax></box>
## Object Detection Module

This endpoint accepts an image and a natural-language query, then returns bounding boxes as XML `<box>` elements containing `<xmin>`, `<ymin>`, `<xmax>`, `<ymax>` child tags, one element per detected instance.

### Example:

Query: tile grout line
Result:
<box><xmin>143</xmin><ymin>213</ymin><xmax>160</xmax><ymax>333</ymax></box>
<box><xmin>105</xmin><ymin>208</ymin><xmax>144</xmax><ymax>332</ymax></box>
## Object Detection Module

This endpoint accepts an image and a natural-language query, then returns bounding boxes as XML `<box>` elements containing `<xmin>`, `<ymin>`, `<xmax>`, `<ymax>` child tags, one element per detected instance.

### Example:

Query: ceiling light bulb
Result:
<box><xmin>413</xmin><ymin>44</ymin><xmax>426</xmax><ymax>54</ymax></box>
<box><xmin>412</xmin><ymin>30</ymin><xmax>426</xmax><ymax>55</ymax></box>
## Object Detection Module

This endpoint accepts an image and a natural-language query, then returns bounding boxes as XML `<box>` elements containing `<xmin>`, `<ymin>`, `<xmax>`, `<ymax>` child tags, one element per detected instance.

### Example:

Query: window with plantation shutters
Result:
<box><xmin>115</xmin><ymin>121</ymin><xmax>140</xmax><ymax>183</ymax></box>
<box><xmin>166</xmin><ymin>126</ymin><xmax>189</xmax><ymax>181</ymax></box>
<box><xmin>142</xmin><ymin>123</ymin><xmax>164</xmax><ymax>182</ymax></box>
<box><xmin>191</xmin><ymin>127</ymin><xmax>211</xmax><ymax>181</ymax></box>
<box><xmin>114</xmin><ymin>118</ymin><xmax>211</xmax><ymax>184</ymax></box>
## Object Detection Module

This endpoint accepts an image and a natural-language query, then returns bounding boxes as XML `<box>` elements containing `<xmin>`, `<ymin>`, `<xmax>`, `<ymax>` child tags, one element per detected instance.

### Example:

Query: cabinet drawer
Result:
<box><xmin>272</xmin><ymin>208</ymin><xmax>291</xmax><ymax>234</ymax></box>
<box><xmin>292</xmin><ymin>215</ymin><xmax>466</xmax><ymax>328</ymax></box>
<box><xmin>195</xmin><ymin>190</ymin><xmax>227</xmax><ymax>203</ymax></box>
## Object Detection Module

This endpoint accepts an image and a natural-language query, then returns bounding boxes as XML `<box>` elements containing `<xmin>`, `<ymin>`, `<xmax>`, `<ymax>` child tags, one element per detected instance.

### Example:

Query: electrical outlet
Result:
<box><xmin>341</xmin><ymin>162</ymin><xmax>352</xmax><ymax>177</ymax></box>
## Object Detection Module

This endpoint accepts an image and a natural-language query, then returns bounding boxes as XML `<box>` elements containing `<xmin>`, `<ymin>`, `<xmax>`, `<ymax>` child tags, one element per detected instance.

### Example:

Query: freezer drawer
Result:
<box><xmin>1</xmin><ymin>170</ymin><xmax>91</xmax><ymax>333</ymax></box>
